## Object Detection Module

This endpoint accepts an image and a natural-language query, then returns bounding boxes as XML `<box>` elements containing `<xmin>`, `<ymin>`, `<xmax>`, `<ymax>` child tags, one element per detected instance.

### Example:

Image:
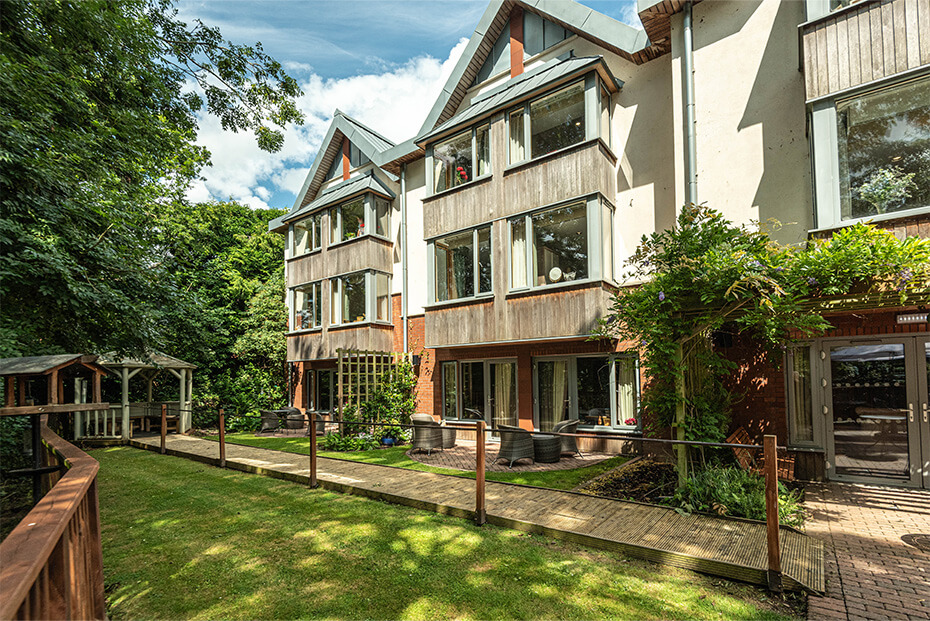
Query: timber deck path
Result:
<box><xmin>129</xmin><ymin>434</ymin><xmax>824</xmax><ymax>593</ymax></box>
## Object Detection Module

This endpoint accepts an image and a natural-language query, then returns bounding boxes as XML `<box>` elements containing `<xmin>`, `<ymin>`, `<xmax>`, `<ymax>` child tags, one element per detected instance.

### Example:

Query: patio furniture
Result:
<box><xmin>312</xmin><ymin>412</ymin><xmax>326</xmax><ymax>436</ymax></box>
<box><xmin>284</xmin><ymin>409</ymin><xmax>305</xmax><ymax>430</ymax></box>
<box><xmin>440</xmin><ymin>422</ymin><xmax>457</xmax><ymax>448</ymax></box>
<box><xmin>496</xmin><ymin>424</ymin><xmax>534</xmax><ymax>468</ymax></box>
<box><xmin>552</xmin><ymin>419</ymin><xmax>582</xmax><ymax>457</ymax></box>
<box><xmin>411</xmin><ymin>413</ymin><xmax>443</xmax><ymax>455</ymax></box>
<box><xmin>532</xmin><ymin>434</ymin><xmax>561</xmax><ymax>463</ymax></box>
<box><xmin>259</xmin><ymin>409</ymin><xmax>281</xmax><ymax>433</ymax></box>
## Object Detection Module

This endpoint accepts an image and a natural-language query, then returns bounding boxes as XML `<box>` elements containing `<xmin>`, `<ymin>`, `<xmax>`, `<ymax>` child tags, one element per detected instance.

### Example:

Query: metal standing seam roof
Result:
<box><xmin>416</xmin><ymin>55</ymin><xmax>621</xmax><ymax>145</ymax></box>
<box><xmin>283</xmin><ymin>172</ymin><xmax>396</xmax><ymax>224</ymax></box>
<box><xmin>0</xmin><ymin>354</ymin><xmax>95</xmax><ymax>376</ymax></box>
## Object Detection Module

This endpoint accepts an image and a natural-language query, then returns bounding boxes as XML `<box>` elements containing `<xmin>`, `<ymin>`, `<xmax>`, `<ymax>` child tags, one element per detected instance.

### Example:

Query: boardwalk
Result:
<box><xmin>129</xmin><ymin>434</ymin><xmax>824</xmax><ymax>593</ymax></box>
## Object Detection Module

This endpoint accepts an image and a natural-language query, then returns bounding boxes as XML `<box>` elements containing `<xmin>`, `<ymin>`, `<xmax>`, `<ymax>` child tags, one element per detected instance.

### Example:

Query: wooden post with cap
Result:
<box><xmin>160</xmin><ymin>403</ymin><xmax>167</xmax><ymax>454</ymax></box>
<box><xmin>475</xmin><ymin>420</ymin><xmax>486</xmax><ymax>525</ymax></box>
<box><xmin>218</xmin><ymin>408</ymin><xmax>226</xmax><ymax>468</ymax></box>
<box><xmin>309</xmin><ymin>415</ymin><xmax>318</xmax><ymax>488</ymax></box>
<box><xmin>764</xmin><ymin>434</ymin><xmax>783</xmax><ymax>592</ymax></box>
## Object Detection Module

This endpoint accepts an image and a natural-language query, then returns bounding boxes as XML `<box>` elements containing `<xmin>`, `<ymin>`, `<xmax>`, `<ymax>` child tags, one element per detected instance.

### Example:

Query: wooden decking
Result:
<box><xmin>128</xmin><ymin>434</ymin><xmax>824</xmax><ymax>594</ymax></box>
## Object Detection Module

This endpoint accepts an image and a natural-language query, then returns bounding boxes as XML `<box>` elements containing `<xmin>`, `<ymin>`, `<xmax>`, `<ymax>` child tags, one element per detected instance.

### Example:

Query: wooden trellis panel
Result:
<box><xmin>336</xmin><ymin>349</ymin><xmax>412</xmax><ymax>419</ymax></box>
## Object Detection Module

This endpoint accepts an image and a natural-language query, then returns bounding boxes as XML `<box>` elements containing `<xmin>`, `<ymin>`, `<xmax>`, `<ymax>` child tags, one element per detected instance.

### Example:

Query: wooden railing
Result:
<box><xmin>0</xmin><ymin>415</ymin><xmax>106</xmax><ymax>620</ymax></box>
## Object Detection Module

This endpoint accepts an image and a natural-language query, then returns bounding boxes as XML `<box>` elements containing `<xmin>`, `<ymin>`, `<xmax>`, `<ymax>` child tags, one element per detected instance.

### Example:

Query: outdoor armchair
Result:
<box><xmin>495</xmin><ymin>424</ymin><xmax>534</xmax><ymax>468</ymax></box>
<box><xmin>552</xmin><ymin>419</ymin><xmax>582</xmax><ymax>457</ymax></box>
<box><xmin>411</xmin><ymin>413</ymin><xmax>443</xmax><ymax>455</ymax></box>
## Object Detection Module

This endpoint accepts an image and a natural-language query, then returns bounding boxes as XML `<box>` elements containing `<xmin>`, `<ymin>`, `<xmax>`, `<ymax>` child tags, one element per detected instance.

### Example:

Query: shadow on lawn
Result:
<box><xmin>96</xmin><ymin>447</ymin><xmax>795</xmax><ymax>620</ymax></box>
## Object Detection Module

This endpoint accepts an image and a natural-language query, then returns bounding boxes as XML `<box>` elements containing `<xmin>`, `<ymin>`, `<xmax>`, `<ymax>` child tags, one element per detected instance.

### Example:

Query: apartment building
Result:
<box><xmin>270</xmin><ymin>0</ymin><xmax>929</xmax><ymax>487</ymax></box>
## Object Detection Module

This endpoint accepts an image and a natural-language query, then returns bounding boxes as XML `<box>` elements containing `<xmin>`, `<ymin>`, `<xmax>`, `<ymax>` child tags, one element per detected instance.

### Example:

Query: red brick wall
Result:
<box><xmin>390</xmin><ymin>294</ymin><xmax>436</xmax><ymax>414</ymax></box>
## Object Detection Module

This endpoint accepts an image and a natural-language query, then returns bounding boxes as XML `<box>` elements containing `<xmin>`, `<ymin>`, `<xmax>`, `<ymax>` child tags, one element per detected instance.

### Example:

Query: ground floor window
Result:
<box><xmin>305</xmin><ymin>369</ymin><xmax>335</xmax><ymax>412</ymax></box>
<box><xmin>440</xmin><ymin>359</ymin><xmax>518</xmax><ymax>432</ymax></box>
<box><xmin>534</xmin><ymin>355</ymin><xmax>639</xmax><ymax>432</ymax></box>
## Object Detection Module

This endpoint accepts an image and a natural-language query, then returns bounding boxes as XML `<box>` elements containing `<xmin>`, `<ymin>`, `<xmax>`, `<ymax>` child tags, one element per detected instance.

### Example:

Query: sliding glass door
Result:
<box><xmin>536</xmin><ymin>360</ymin><xmax>570</xmax><ymax>432</ymax></box>
<box><xmin>443</xmin><ymin>359</ymin><xmax>519</xmax><ymax>437</ymax></box>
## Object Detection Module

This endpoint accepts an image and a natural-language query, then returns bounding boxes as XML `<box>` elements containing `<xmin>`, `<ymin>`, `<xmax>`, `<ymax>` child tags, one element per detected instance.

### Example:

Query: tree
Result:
<box><xmin>0</xmin><ymin>0</ymin><xmax>302</xmax><ymax>357</ymax></box>
<box><xmin>596</xmin><ymin>205</ymin><xmax>930</xmax><ymax>482</ymax></box>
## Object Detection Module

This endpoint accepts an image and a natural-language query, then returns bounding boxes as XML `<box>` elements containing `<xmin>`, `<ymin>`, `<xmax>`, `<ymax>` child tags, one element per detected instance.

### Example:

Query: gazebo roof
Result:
<box><xmin>98</xmin><ymin>351</ymin><xmax>197</xmax><ymax>371</ymax></box>
<box><xmin>0</xmin><ymin>354</ymin><xmax>106</xmax><ymax>377</ymax></box>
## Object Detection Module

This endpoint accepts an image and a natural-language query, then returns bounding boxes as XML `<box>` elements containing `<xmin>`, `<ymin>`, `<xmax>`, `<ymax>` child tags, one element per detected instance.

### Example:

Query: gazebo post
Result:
<box><xmin>121</xmin><ymin>367</ymin><xmax>130</xmax><ymax>441</ymax></box>
<box><xmin>185</xmin><ymin>370</ymin><xmax>193</xmax><ymax>432</ymax></box>
<box><xmin>177</xmin><ymin>369</ymin><xmax>186</xmax><ymax>432</ymax></box>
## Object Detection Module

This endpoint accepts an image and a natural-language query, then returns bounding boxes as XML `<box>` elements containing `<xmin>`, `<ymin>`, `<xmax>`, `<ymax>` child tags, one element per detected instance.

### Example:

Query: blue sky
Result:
<box><xmin>179</xmin><ymin>0</ymin><xmax>641</xmax><ymax>211</ymax></box>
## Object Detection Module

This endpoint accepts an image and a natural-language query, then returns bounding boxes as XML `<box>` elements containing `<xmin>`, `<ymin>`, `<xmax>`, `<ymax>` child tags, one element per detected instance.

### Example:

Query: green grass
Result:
<box><xmin>208</xmin><ymin>432</ymin><xmax>626</xmax><ymax>491</ymax></box>
<box><xmin>96</xmin><ymin>447</ymin><xmax>800</xmax><ymax>620</ymax></box>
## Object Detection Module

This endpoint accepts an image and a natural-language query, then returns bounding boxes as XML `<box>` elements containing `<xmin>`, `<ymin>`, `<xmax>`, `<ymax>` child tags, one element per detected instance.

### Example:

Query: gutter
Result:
<box><xmin>401</xmin><ymin>163</ymin><xmax>409</xmax><ymax>354</ymax></box>
<box><xmin>683</xmin><ymin>0</ymin><xmax>698</xmax><ymax>205</ymax></box>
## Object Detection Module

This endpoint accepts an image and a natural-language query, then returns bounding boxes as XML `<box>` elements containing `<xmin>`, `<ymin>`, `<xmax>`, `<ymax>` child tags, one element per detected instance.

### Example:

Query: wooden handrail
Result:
<box><xmin>0</xmin><ymin>415</ymin><xmax>106</xmax><ymax>620</ymax></box>
<box><xmin>0</xmin><ymin>403</ymin><xmax>110</xmax><ymax>417</ymax></box>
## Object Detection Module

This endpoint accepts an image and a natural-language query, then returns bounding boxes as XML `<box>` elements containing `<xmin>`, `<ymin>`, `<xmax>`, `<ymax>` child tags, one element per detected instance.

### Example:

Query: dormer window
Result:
<box><xmin>292</xmin><ymin>212</ymin><xmax>322</xmax><ymax>256</ymax></box>
<box><xmin>432</xmin><ymin>123</ymin><xmax>491</xmax><ymax>193</ymax></box>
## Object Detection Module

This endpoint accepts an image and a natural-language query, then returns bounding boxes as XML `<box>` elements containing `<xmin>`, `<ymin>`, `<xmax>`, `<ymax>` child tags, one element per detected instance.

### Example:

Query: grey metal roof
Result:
<box><xmin>0</xmin><ymin>354</ymin><xmax>94</xmax><ymax>376</ymax></box>
<box><xmin>339</xmin><ymin>109</ymin><xmax>396</xmax><ymax>152</ymax></box>
<box><xmin>283</xmin><ymin>172</ymin><xmax>396</xmax><ymax>223</ymax></box>
<box><xmin>99</xmin><ymin>351</ymin><xmax>197</xmax><ymax>370</ymax></box>
<box><xmin>417</xmin><ymin>56</ymin><xmax>619</xmax><ymax>144</ymax></box>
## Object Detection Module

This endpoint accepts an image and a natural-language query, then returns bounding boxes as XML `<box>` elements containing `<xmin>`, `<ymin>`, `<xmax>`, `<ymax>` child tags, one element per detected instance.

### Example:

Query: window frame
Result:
<box><xmin>437</xmin><ymin>358</ymin><xmax>519</xmax><ymax>428</ymax></box>
<box><xmin>291</xmin><ymin>280</ymin><xmax>323</xmax><ymax>331</ymax></box>
<box><xmin>307</xmin><ymin>368</ymin><xmax>336</xmax><ymax>413</ymax></box>
<box><xmin>427</xmin><ymin>122</ymin><xmax>492</xmax><ymax>196</ymax></box>
<box><xmin>427</xmin><ymin>225</ymin><xmax>493</xmax><ymax>305</ymax></box>
<box><xmin>506</xmin><ymin>75</ymin><xmax>608</xmax><ymax>167</ymax></box>
<box><xmin>328</xmin><ymin>270</ymin><xmax>392</xmax><ymax>327</ymax></box>
<box><xmin>328</xmin><ymin>193</ymin><xmax>393</xmax><ymax>246</ymax></box>
<box><xmin>785</xmin><ymin>344</ymin><xmax>824</xmax><ymax>449</ymax></box>
<box><xmin>509</xmin><ymin>197</ymin><xmax>607</xmax><ymax>292</ymax></box>
<box><xmin>532</xmin><ymin>354</ymin><xmax>641</xmax><ymax>432</ymax></box>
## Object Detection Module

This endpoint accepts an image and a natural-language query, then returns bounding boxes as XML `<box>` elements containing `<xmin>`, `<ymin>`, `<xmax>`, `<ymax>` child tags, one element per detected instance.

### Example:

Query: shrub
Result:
<box><xmin>669</xmin><ymin>466</ymin><xmax>805</xmax><ymax>528</ymax></box>
<box><xmin>317</xmin><ymin>432</ymin><xmax>380</xmax><ymax>452</ymax></box>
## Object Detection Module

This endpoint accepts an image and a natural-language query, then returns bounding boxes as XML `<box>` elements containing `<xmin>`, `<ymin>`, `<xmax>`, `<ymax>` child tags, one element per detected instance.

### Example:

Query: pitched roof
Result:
<box><xmin>0</xmin><ymin>354</ymin><xmax>96</xmax><ymax>376</ymax></box>
<box><xmin>416</xmin><ymin>55</ymin><xmax>621</xmax><ymax>144</ymax></box>
<box><xmin>98</xmin><ymin>351</ymin><xmax>197</xmax><ymax>370</ymax></box>
<box><xmin>288</xmin><ymin>111</ymin><xmax>397</xmax><ymax>215</ymax></box>
<box><xmin>283</xmin><ymin>171</ymin><xmax>396</xmax><ymax>223</ymax></box>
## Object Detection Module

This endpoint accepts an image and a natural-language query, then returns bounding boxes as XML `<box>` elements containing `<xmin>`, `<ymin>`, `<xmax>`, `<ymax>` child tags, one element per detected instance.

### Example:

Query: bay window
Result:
<box><xmin>837</xmin><ymin>76</ymin><xmax>930</xmax><ymax>220</ymax></box>
<box><xmin>329</xmin><ymin>271</ymin><xmax>391</xmax><ymax>325</ymax></box>
<box><xmin>328</xmin><ymin>194</ymin><xmax>393</xmax><ymax>245</ymax></box>
<box><xmin>292</xmin><ymin>281</ymin><xmax>322</xmax><ymax>330</ymax></box>
<box><xmin>431</xmin><ymin>123</ymin><xmax>491</xmax><ymax>193</ymax></box>
<box><xmin>431</xmin><ymin>225</ymin><xmax>492</xmax><ymax>303</ymax></box>
<box><xmin>292</xmin><ymin>212</ymin><xmax>322</xmax><ymax>256</ymax></box>
<box><xmin>511</xmin><ymin>202</ymin><xmax>588</xmax><ymax>288</ymax></box>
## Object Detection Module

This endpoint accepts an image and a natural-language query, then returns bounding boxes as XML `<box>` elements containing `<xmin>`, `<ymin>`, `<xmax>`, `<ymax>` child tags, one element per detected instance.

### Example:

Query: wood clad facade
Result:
<box><xmin>287</xmin><ymin>234</ymin><xmax>393</xmax><ymax>288</ymax></box>
<box><xmin>802</xmin><ymin>0</ymin><xmax>930</xmax><ymax>100</ymax></box>
<box><xmin>425</xmin><ymin>282</ymin><xmax>615</xmax><ymax>348</ymax></box>
<box><xmin>288</xmin><ymin>325</ymin><xmax>394</xmax><ymax>361</ymax></box>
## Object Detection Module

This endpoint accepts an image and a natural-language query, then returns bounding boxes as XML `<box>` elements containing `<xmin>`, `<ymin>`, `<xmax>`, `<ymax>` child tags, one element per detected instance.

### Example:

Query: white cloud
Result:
<box><xmin>188</xmin><ymin>37</ymin><xmax>469</xmax><ymax>210</ymax></box>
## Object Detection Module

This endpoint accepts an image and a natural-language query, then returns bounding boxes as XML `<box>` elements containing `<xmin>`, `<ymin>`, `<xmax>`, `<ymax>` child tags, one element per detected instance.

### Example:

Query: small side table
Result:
<box><xmin>533</xmin><ymin>434</ymin><xmax>561</xmax><ymax>463</ymax></box>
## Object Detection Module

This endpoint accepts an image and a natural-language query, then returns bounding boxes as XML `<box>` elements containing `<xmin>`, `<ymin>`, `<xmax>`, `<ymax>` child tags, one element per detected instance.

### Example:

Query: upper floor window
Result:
<box><xmin>293</xmin><ymin>212</ymin><xmax>323</xmax><ymax>256</ymax></box>
<box><xmin>511</xmin><ymin>202</ymin><xmax>588</xmax><ymax>289</ymax></box>
<box><xmin>330</xmin><ymin>270</ymin><xmax>391</xmax><ymax>325</ymax></box>
<box><xmin>432</xmin><ymin>124</ymin><xmax>491</xmax><ymax>193</ymax></box>
<box><xmin>293</xmin><ymin>281</ymin><xmax>322</xmax><ymax>330</ymax></box>
<box><xmin>328</xmin><ymin>194</ymin><xmax>392</xmax><ymax>245</ymax></box>
<box><xmin>510</xmin><ymin>81</ymin><xmax>585</xmax><ymax>163</ymax></box>
<box><xmin>432</xmin><ymin>226</ymin><xmax>492</xmax><ymax>303</ymax></box>
<box><xmin>837</xmin><ymin>76</ymin><xmax>930</xmax><ymax>220</ymax></box>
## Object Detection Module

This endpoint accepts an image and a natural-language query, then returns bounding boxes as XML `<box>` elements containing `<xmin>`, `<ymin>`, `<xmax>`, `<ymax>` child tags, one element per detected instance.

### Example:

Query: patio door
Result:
<box><xmin>825</xmin><ymin>336</ymin><xmax>929</xmax><ymax>487</ymax></box>
<box><xmin>459</xmin><ymin>359</ymin><xmax>518</xmax><ymax>437</ymax></box>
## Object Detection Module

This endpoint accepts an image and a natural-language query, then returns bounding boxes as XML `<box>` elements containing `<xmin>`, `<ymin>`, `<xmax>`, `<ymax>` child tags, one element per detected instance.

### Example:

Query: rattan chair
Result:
<box><xmin>440</xmin><ymin>421</ymin><xmax>457</xmax><ymax>448</ymax></box>
<box><xmin>411</xmin><ymin>413</ymin><xmax>444</xmax><ymax>455</ymax></box>
<box><xmin>495</xmin><ymin>424</ymin><xmax>534</xmax><ymax>468</ymax></box>
<box><xmin>259</xmin><ymin>409</ymin><xmax>281</xmax><ymax>433</ymax></box>
<box><xmin>552</xmin><ymin>419</ymin><xmax>582</xmax><ymax>457</ymax></box>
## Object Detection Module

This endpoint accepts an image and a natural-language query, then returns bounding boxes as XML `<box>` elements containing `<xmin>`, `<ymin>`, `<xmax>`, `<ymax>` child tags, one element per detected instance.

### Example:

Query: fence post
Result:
<box><xmin>475</xmin><ymin>420</ymin><xmax>486</xmax><ymax>526</ymax></box>
<box><xmin>160</xmin><ymin>404</ymin><xmax>167</xmax><ymax>455</ymax></box>
<box><xmin>764</xmin><ymin>434</ymin><xmax>783</xmax><ymax>593</ymax></box>
<box><xmin>218</xmin><ymin>408</ymin><xmax>226</xmax><ymax>468</ymax></box>
<box><xmin>309</xmin><ymin>417</ymin><xmax>318</xmax><ymax>488</ymax></box>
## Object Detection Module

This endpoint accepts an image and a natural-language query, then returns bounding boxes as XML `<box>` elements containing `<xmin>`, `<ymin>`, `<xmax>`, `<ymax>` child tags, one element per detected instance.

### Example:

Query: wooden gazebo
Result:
<box><xmin>98</xmin><ymin>352</ymin><xmax>196</xmax><ymax>439</ymax></box>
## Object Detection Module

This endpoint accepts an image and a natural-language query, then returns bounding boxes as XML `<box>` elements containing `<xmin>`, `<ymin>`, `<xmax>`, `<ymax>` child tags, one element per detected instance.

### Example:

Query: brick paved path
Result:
<box><xmin>805</xmin><ymin>483</ymin><xmax>930</xmax><ymax>620</ymax></box>
<box><xmin>406</xmin><ymin>439</ymin><xmax>613</xmax><ymax>472</ymax></box>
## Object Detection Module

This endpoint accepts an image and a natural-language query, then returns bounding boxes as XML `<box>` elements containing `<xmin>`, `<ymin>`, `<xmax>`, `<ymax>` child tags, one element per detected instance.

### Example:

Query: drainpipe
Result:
<box><xmin>401</xmin><ymin>163</ymin><xmax>409</xmax><ymax>354</ymax></box>
<box><xmin>682</xmin><ymin>0</ymin><xmax>698</xmax><ymax>206</ymax></box>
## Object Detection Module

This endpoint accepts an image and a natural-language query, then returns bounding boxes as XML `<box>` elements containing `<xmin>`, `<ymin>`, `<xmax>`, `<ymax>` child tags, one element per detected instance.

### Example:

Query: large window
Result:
<box><xmin>511</xmin><ymin>202</ymin><xmax>588</xmax><ymax>288</ymax></box>
<box><xmin>432</xmin><ymin>123</ymin><xmax>491</xmax><ymax>193</ymax></box>
<box><xmin>510</xmin><ymin>81</ymin><xmax>585</xmax><ymax>163</ymax></box>
<box><xmin>432</xmin><ymin>226</ymin><xmax>492</xmax><ymax>302</ymax></box>
<box><xmin>837</xmin><ymin>76</ymin><xmax>930</xmax><ymax>220</ymax></box>
<box><xmin>292</xmin><ymin>212</ymin><xmax>323</xmax><ymax>256</ymax></box>
<box><xmin>292</xmin><ymin>281</ymin><xmax>322</xmax><ymax>330</ymax></box>
<box><xmin>440</xmin><ymin>360</ymin><xmax>518</xmax><ymax>433</ymax></box>
<box><xmin>328</xmin><ymin>194</ymin><xmax>393</xmax><ymax>244</ymax></box>
<box><xmin>329</xmin><ymin>271</ymin><xmax>391</xmax><ymax>325</ymax></box>
<box><xmin>535</xmin><ymin>355</ymin><xmax>639</xmax><ymax>432</ymax></box>
<box><xmin>786</xmin><ymin>346</ymin><xmax>815</xmax><ymax>445</ymax></box>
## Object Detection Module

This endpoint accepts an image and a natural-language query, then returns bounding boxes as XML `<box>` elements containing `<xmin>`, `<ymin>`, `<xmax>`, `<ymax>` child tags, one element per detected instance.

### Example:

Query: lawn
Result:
<box><xmin>209</xmin><ymin>432</ymin><xmax>626</xmax><ymax>490</ymax></box>
<box><xmin>96</xmin><ymin>447</ymin><xmax>800</xmax><ymax>620</ymax></box>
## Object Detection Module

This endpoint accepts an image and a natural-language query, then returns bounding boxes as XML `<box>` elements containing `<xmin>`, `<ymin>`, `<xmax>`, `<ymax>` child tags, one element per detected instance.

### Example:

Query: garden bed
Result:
<box><xmin>578</xmin><ymin>459</ymin><xmax>678</xmax><ymax>503</ymax></box>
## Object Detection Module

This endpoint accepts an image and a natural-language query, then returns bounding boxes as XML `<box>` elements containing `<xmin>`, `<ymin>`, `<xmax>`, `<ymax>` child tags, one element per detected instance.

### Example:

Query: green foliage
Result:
<box><xmin>857</xmin><ymin>167</ymin><xmax>916</xmax><ymax>214</ymax></box>
<box><xmin>0</xmin><ymin>0</ymin><xmax>301</xmax><ymax>357</ymax></box>
<box><xmin>317</xmin><ymin>432</ymin><xmax>381</xmax><ymax>452</ymax></box>
<box><xmin>670</xmin><ymin>467</ymin><xmax>805</xmax><ymax>528</ymax></box>
<box><xmin>358</xmin><ymin>360</ymin><xmax>418</xmax><ymax>426</ymax></box>
<box><xmin>597</xmin><ymin>205</ymin><xmax>930</xmax><ymax>442</ymax></box>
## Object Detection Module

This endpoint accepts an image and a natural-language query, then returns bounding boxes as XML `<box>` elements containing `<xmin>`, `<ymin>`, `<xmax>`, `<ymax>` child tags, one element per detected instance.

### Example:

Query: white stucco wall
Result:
<box><xmin>401</xmin><ymin>159</ymin><xmax>429</xmax><ymax>316</ymax></box>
